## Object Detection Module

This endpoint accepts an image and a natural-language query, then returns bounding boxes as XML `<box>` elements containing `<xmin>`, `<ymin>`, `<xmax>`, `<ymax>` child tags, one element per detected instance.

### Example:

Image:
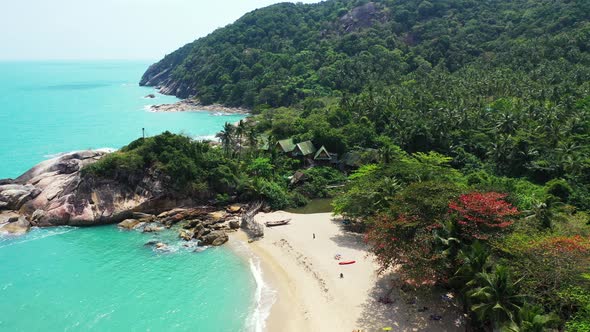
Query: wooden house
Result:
<box><xmin>313</xmin><ymin>145</ymin><xmax>338</xmax><ymax>165</ymax></box>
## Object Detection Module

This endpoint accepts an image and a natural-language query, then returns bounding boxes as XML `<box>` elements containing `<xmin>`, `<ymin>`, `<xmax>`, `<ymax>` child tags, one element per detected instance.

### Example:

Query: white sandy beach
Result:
<box><xmin>235</xmin><ymin>211</ymin><xmax>465</xmax><ymax>332</ymax></box>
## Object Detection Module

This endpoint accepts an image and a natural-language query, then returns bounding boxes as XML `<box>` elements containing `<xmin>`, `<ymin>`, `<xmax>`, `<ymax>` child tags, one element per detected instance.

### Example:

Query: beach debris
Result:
<box><xmin>334</xmin><ymin>254</ymin><xmax>342</xmax><ymax>260</ymax></box>
<box><xmin>382</xmin><ymin>328</ymin><xmax>393</xmax><ymax>331</ymax></box>
<box><xmin>441</xmin><ymin>293</ymin><xmax>454</xmax><ymax>302</ymax></box>
<box><xmin>430</xmin><ymin>314</ymin><xmax>443</xmax><ymax>321</ymax></box>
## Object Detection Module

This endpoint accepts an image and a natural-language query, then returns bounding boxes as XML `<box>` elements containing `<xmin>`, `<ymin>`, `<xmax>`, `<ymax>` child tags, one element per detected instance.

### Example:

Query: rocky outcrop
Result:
<box><xmin>340</xmin><ymin>2</ymin><xmax>387</xmax><ymax>33</ymax></box>
<box><xmin>140</xmin><ymin>63</ymin><xmax>195</xmax><ymax>99</ymax></box>
<box><xmin>0</xmin><ymin>152</ymin><xmax>245</xmax><ymax>247</ymax></box>
<box><xmin>148</xmin><ymin>99</ymin><xmax>249</xmax><ymax>114</ymax></box>
<box><xmin>0</xmin><ymin>150</ymin><xmax>199</xmax><ymax>230</ymax></box>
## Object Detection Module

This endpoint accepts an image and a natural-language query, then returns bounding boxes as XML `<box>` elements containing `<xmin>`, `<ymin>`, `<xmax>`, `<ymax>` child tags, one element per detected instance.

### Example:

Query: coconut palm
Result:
<box><xmin>215</xmin><ymin>122</ymin><xmax>235</xmax><ymax>155</ymax></box>
<box><xmin>235</xmin><ymin>119</ymin><xmax>246</xmax><ymax>158</ymax></box>
<box><xmin>501</xmin><ymin>304</ymin><xmax>560</xmax><ymax>332</ymax></box>
<box><xmin>469</xmin><ymin>265</ymin><xmax>526</xmax><ymax>330</ymax></box>
<box><xmin>452</xmin><ymin>241</ymin><xmax>490</xmax><ymax>292</ymax></box>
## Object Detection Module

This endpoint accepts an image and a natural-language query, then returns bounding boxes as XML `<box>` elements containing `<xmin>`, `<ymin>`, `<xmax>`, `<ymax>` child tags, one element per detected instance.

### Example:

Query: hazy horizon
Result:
<box><xmin>0</xmin><ymin>0</ymin><xmax>322</xmax><ymax>61</ymax></box>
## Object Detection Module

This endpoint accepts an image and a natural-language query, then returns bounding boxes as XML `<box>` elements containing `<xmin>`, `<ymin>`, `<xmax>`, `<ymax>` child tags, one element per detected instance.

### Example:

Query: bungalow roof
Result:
<box><xmin>276</xmin><ymin>138</ymin><xmax>296</xmax><ymax>153</ymax></box>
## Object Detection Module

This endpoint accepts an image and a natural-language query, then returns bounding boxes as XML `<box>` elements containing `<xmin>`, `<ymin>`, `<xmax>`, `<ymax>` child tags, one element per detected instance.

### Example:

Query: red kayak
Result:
<box><xmin>339</xmin><ymin>260</ymin><xmax>356</xmax><ymax>265</ymax></box>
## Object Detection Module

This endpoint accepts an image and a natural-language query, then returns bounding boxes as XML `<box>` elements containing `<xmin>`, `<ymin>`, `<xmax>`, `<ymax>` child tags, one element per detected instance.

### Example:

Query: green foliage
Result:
<box><xmin>333</xmin><ymin>164</ymin><xmax>401</xmax><ymax>220</ymax></box>
<box><xmin>544</xmin><ymin>178</ymin><xmax>573</xmax><ymax>202</ymax></box>
<box><xmin>246</xmin><ymin>157</ymin><xmax>274</xmax><ymax>178</ymax></box>
<box><xmin>84</xmin><ymin>132</ymin><xmax>237</xmax><ymax>195</ymax></box>
<box><xmin>295</xmin><ymin>166</ymin><xmax>346</xmax><ymax>198</ymax></box>
<box><xmin>558</xmin><ymin>287</ymin><xmax>590</xmax><ymax>332</ymax></box>
<box><xmin>255</xmin><ymin>179</ymin><xmax>291</xmax><ymax>210</ymax></box>
<box><xmin>469</xmin><ymin>265</ymin><xmax>526</xmax><ymax>328</ymax></box>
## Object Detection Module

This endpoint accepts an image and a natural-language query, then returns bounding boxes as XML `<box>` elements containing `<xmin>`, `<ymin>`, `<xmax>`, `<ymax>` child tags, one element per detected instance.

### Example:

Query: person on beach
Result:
<box><xmin>313</xmin><ymin>233</ymin><xmax>316</xmax><ymax>239</ymax></box>
<box><xmin>340</xmin><ymin>273</ymin><xmax>344</xmax><ymax>278</ymax></box>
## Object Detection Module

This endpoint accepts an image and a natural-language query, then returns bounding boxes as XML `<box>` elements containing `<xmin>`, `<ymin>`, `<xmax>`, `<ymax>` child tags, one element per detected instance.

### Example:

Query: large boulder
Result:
<box><xmin>0</xmin><ymin>184</ymin><xmax>40</xmax><ymax>210</ymax></box>
<box><xmin>118</xmin><ymin>219</ymin><xmax>140</xmax><ymax>230</ymax></box>
<box><xmin>0</xmin><ymin>216</ymin><xmax>31</xmax><ymax>235</ymax></box>
<box><xmin>226</xmin><ymin>205</ymin><xmax>242</xmax><ymax>213</ymax></box>
<box><xmin>0</xmin><ymin>210</ymin><xmax>21</xmax><ymax>224</ymax></box>
<box><xmin>228</xmin><ymin>218</ymin><xmax>240</xmax><ymax>229</ymax></box>
<box><xmin>199</xmin><ymin>231</ymin><xmax>228</xmax><ymax>246</ymax></box>
<box><xmin>0</xmin><ymin>150</ymin><xmax>199</xmax><ymax>227</ymax></box>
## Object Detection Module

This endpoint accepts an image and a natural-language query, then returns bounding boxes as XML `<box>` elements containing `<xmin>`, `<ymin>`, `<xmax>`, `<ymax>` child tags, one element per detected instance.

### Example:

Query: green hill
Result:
<box><xmin>141</xmin><ymin>0</ymin><xmax>590</xmax><ymax>108</ymax></box>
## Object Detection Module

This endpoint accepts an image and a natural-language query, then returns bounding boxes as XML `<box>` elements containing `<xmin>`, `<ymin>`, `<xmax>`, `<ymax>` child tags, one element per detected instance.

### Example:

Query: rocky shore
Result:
<box><xmin>148</xmin><ymin>98</ymin><xmax>250</xmax><ymax>114</ymax></box>
<box><xmin>0</xmin><ymin>150</ymin><xmax>251</xmax><ymax>249</ymax></box>
<box><xmin>116</xmin><ymin>205</ymin><xmax>244</xmax><ymax>247</ymax></box>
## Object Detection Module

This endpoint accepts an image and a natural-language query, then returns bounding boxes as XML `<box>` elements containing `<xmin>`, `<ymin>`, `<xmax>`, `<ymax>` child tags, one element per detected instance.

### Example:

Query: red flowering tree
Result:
<box><xmin>366</xmin><ymin>213</ymin><xmax>446</xmax><ymax>284</ymax></box>
<box><xmin>365</xmin><ymin>181</ymin><xmax>462</xmax><ymax>284</ymax></box>
<box><xmin>449</xmin><ymin>192</ymin><xmax>519</xmax><ymax>240</ymax></box>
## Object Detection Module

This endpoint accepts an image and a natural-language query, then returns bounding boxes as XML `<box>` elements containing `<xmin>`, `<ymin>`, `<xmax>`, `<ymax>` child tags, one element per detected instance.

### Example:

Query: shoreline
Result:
<box><xmin>231</xmin><ymin>211</ymin><xmax>465</xmax><ymax>332</ymax></box>
<box><xmin>147</xmin><ymin>98</ymin><xmax>250</xmax><ymax>115</ymax></box>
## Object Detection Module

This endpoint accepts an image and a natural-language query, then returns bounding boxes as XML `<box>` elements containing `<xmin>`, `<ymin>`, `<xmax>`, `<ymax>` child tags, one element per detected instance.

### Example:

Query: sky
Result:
<box><xmin>0</xmin><ymin>0</ymin><xmax>322</xmax><ymax>61</ymax></box>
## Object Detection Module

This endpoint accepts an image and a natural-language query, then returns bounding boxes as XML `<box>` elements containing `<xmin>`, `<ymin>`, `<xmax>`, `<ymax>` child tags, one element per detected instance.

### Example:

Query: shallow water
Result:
<box><xmin>0</xmin><ymin>226</ymin><xmax>255</xmax><ymax>331</ymax></box>
<box><xmin>0</xmin><ymin>61</ymin><xmax>257</xmax><ymax>331</ymax></box>
<box><xmin>0</xmin><ymin>61</ymin><xmax>245</xmax><ymax>179</ymax></box>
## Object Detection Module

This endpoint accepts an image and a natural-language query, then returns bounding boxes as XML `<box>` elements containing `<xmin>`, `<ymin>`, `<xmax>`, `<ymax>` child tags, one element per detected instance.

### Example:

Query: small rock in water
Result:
<box><xmin>155</xmin><ymin>242</ymin><xmax>169</xmax><ymax>250</ymax></box>
<box><xmin>118</xmin><ymin>219</ymin><xmax>140</xmax><ymax>230</ymax></box>
<box><xmin>142</xmin><ymin>223</ymin><xmax>163</xmax><ymax>233</ymax></box>
<box><xmin>179</xmin><ymin>228</ymin><xmax>194</xmax><ymax>241</ymax></box>
<box><xmin>145</xmin><ymin>94</ymin><xmax>156</xmax><ymax>99</ymax></box>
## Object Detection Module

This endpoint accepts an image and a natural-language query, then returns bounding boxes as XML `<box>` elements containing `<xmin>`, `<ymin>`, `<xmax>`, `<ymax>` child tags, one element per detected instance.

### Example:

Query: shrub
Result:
<box><xmin>545</xmin><ymin>178</ymin><xmax>573</xmax><ymax>202</ymax></box>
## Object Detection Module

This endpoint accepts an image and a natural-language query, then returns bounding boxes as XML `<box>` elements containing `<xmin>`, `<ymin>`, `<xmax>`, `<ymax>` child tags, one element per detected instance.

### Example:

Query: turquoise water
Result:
<box><xmin>0</xmin><ymin>61</ymin><xmax>245</xmax><ymax>179</ymax></box>
<box><xmin>0</xmin><ymin>61</ymin><xmax>258</xmax><ymax>331</ymax></box>
<box><xmin>0</xmin><ymin>226</ymin><xmax>255</xmax><ymax>331</ymax></box>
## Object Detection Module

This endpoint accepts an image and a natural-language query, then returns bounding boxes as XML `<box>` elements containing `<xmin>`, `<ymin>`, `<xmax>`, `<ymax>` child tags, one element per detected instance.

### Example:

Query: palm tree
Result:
<box><xmin>452</xmin><ymin>241</ymin><xmax>490</xmax><ymax>292</ymax></box>
<box><xmin>216</xmin><ymin>122</ymin><xmax>235</xmax><ymax>156</ymax></box>
<box><xmin>501</xmin><ymin>304</ymin><xmax>560</xmax><ymax>332</ymax></box>
<box><xmin>235</xmin><ymin>120</ymin><xmax>246</xmax><ymax>158</ymax></box>
<box><xmin>469</xmin><ymin>265</ymin><xmax>526</xmax><ymax>330</ymax></box>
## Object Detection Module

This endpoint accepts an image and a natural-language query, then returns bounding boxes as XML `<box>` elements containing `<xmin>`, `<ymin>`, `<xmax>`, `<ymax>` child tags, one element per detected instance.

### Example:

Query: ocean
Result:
<box><xmin>0</xmin><ymin>61</ymin><xmax>265</xmax><ymax>331</ymax></box>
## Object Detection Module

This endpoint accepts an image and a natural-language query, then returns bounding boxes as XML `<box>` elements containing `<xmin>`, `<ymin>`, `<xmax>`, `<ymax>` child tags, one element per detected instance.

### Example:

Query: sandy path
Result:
<box><xmin>235</xmin><ymin>211</ymin><xmax>465</xmax><ymax>332</ymax></box>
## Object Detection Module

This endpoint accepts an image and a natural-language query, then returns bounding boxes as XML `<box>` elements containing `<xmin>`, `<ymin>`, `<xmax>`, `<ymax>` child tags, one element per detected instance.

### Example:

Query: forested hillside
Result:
<box><xmin>141</xmin><ymin>0</ymin><xmax>589</xmax><ymax>107</ymax></box>
<box><xmin>131</xmin><ymin>1</ymin><xmax>590</xmax><ymax>330</ymax></box>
